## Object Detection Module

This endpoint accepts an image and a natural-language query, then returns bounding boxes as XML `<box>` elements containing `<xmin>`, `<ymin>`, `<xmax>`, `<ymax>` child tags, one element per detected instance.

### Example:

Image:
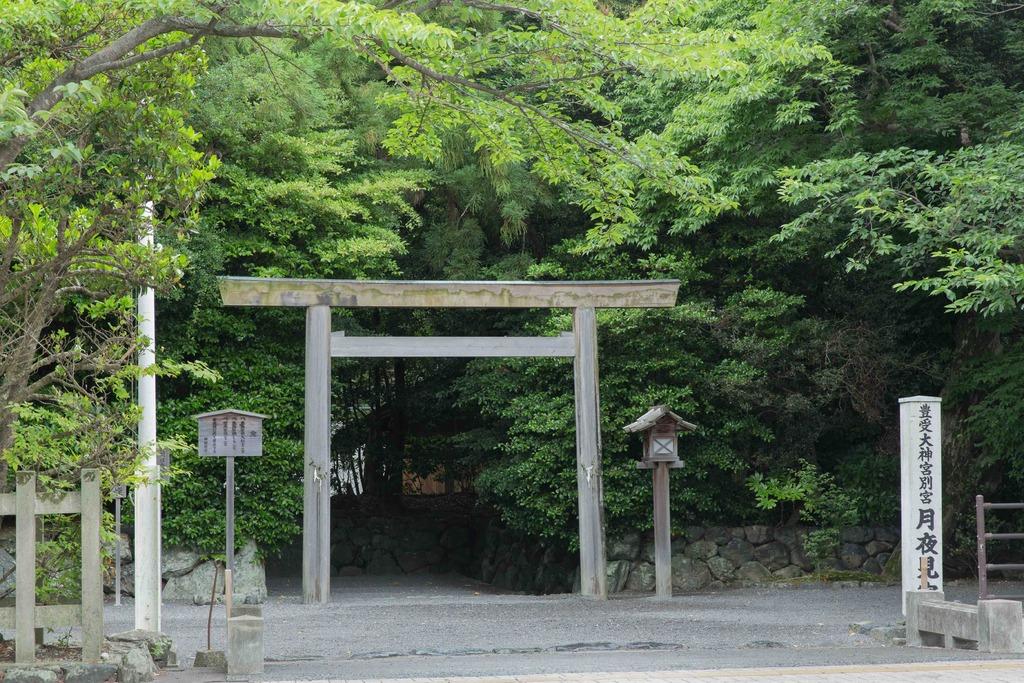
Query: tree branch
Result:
<box><xmin>367</xmin><ymin>38</ymin><xmax>642</xmax><ymax>169</ymax></box>
<box><xmin>0</xmin><ymin>17</ymin><xmax>298</xmax><ymax>172</ymax></box>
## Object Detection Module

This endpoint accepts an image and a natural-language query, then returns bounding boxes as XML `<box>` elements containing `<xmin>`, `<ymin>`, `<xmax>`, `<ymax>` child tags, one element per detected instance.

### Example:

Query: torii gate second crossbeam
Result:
<box><xmin>219</xmin><ymin>277</ymin><xmax>680</xmax><ymax>603</ymax></box>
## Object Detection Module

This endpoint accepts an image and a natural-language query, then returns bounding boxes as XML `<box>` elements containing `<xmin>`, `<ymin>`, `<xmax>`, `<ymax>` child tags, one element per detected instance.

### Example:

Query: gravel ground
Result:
<box><xmin>102</xmin><ymin>575</ymin><xmax>1024</xmax><ymax>681</ymax></box>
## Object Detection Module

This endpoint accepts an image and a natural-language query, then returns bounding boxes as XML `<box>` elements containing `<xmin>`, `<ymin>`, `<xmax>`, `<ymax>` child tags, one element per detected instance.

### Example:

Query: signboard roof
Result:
<box><xmin>193</xmin><ymin>409</ymin><xmax>269</xmax><ymax>420</ymax></box>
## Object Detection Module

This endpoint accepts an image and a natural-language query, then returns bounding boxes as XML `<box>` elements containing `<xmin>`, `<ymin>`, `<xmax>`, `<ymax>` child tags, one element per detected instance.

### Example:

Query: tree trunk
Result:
<box><xmin>383</xmin><ymin>359</ymin><xmax>407</xmax><ymax>497</ymax></box>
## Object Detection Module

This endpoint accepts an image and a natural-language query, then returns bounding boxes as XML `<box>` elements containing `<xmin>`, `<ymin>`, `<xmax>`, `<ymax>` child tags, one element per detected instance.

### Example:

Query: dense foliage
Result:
<box><xmin>4</xmin><ymin>1</ymin><xmax>1023</xmax><ymax>570</ymax></box>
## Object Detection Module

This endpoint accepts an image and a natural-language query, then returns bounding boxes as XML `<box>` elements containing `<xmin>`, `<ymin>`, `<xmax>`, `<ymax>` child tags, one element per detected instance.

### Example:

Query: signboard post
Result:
<box><xmin>899</xmin><ymin>396</ymin><xmax>942</xmax><ymax>614</ymax></box>
<box><xmin>111</xmin><ymin>483</ymin><xmax>127</xmax><ymax>606</ymax></box>
<box><xmin>195</xmin><ymin>409</ymin><xmax>267</xmax><ymax>619</ymax></box>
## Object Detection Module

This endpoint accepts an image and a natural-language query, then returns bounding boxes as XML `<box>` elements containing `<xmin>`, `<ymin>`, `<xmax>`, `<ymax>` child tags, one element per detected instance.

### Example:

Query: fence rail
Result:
<box><xmin>976</xmin><ymin>494</ymin><xmax>1024</xmax><ymax>602</ymax></box>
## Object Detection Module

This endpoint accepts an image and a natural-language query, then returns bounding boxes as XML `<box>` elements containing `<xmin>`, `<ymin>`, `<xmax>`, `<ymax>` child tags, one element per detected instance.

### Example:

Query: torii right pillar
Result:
<box><xmin>573</xmin><ymin>306</ymin><xmax>607</xmax><ymax>598</ymax></box>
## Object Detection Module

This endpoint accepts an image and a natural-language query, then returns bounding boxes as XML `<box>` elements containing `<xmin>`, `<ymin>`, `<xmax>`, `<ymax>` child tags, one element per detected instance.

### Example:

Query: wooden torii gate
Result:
<box><xmin>219</xmin><ymin>277</ymin><xmax>680</xmax><ymax>603</ymax></box>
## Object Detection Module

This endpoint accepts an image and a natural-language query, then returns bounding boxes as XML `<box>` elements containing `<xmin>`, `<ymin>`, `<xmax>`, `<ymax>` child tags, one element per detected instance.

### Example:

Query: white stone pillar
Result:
<box><xmin>135</xmin><ymin>204</ymin><xmax>161</xmax><ymax>631</ymax></box>
<box><xmin>900</xmin><ymin>395</ymin><xmax>942</xmax><ymax>614</ymax></box>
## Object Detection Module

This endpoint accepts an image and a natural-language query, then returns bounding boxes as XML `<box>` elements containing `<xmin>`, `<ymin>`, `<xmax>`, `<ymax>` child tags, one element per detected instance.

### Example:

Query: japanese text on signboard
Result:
<box><xmin>198</xmin><ymin>414</ymin><xmax>263</xmax><ymax>457</ymax></box>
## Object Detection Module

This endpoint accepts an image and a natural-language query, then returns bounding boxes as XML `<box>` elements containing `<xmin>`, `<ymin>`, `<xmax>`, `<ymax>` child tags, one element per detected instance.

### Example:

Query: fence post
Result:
<box><xmin>80</xmin><ymin>469</ymin><xmax>103</xmax><ymax>662</ymax></box>
<box><xmin>976</xmin><ymin>495</ymin><xmax>988</xmax><ymax>601</ymax></box>
<box><xmin>16</xmin><ymin>471</ymin><xmax>36</xmax><ymax>664</ymax></box>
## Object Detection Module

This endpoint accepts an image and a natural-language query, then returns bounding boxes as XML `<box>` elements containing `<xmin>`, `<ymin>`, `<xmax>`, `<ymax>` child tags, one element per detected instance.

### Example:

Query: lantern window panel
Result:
<box><xmin>652</xmin><ymin>437</ymin><xmax>675</xmax><ymax>455</ymax></box>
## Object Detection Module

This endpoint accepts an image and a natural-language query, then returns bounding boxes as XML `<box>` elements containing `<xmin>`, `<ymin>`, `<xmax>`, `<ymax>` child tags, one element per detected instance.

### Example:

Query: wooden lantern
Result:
<box><xmin>624</xmin><ymin>405</ymin><xmax>696</xmax><ymax>467</ymax></box>
<box><xmin>623</xmin><ymin>405</ymin><xmax>696</xmax><ymax>597</ymax></box>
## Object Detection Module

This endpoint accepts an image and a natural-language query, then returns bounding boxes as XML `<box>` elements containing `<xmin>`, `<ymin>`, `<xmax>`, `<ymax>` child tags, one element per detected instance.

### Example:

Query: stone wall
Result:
<box><xmin>63</xmin><ymin>499</ymin><xmax>904</xmax><ymax>599</ymax></box>
<box><xmin>604</xmin><ymin>525</ymin><xmax>900</xmax><ymax>593</ymax></box>
<box><xmin>103</xmin><ymin>537</ymin><xmax>268</xmax><ymax>605</ymax></box>
<box><xmin>162</xmin><ymin>540</ymin><xmax>267</xmax><ymax>604</ymax></box>
<box><xmin>316</xmin><ymin>501</ymin><xmax>905</xmax><ymax>593</ymax></box>
<box><xmin>326</xmin><ymin>496</ymin><xmax>482</xmax><ymax>576</ymax></box>
<box><xmin>467</xmin><ymin>522</ymin><xmax>901</xmax><ymax>594</ymax></box>
<box><xmin>467</xmin><ymin>519</ymin><xmax>577</xmax><ymax>594</ymax></box>
<box><xmin>0</xmin><ymin>526</ymin><xmax>16</xmax><ymax>599</ymax></box>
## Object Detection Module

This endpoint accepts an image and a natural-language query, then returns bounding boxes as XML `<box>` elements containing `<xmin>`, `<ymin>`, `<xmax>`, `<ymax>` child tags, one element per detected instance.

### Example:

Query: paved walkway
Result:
<box><xmin>256</xmin><ymin>661</ymin><xmax>1024</xmax><ymax>682</ymax></box>
<box><xmin>134</xmin><ymin>575</ymin><xmax>1024</xmax><ymax>681</ymax></box>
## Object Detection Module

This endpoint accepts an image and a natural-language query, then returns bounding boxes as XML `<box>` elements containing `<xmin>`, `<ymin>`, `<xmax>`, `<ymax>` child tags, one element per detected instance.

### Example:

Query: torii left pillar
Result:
<box><xmin>304</xmin><ymin>305</ymin><xmax>331</xmax><ymax>604</ymax></box>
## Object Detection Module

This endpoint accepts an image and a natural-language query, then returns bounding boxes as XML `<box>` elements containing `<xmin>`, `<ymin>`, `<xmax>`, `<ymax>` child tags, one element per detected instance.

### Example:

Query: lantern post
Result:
<box><xmin>111</xmin><ymin>483</ymin><xmax>127</xmax><ymax>606</ymax></box>
<box><xmin>624</xmin><ymin>405</ymin><xmax>696</xmax><ymax>598</ymax></box>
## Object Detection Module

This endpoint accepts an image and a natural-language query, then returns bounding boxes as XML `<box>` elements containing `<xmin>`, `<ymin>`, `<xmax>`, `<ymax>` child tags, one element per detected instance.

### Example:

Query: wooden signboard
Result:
<box><xmin>196</xmin><ymin>410</ymin><xmax>267</xmax><ymax>458</ymax></box>
<box><xmin>194</xmin><ymin>409</ymin><xmax>269</xmax><ymax>620</ymax></box>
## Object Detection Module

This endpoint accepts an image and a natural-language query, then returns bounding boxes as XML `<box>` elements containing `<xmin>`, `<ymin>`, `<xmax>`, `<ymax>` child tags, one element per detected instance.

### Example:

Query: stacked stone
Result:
<box><xmin>0</xmin><ymin>525</ymin><xmax>16</xmax><ymax>598</ymax></box>
<box><xmin>159</xmin><ymin>541</ymin><xmax>266</xmax><ymax>605</ymax></box>
<box><xmin>609</xmin><ymin>525</ymin><xmax>899</xmax><ymax>593</ymax></box>
<box><xmin>474</xmin><ymin>520</ymin><xmax>576</xmax><ymax>594</ymax></box>
<box><xmin>329</xmin><ymin>514</ymin><xmax>477</xmax><ymax>576</ymax></box>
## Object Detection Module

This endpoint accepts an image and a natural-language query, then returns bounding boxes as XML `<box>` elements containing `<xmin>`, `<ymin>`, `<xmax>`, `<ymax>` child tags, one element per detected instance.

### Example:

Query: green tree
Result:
<box><xmin>769</xmin><ymin>1</ymin><xmax>1024</xmax><ymax>535</ymax></box>
<box><xmin>1</xmin><ymin>0</ymin><xmax>822</xmax><ymax>488</ymax></box>
<box><xmin>1</xmin><ymin>3</ymin><xmax>216</xmax><ymax>486</ymax></box>
<box><xmin>155</xmin><ymin>42</ymin><xmax>429</xmax><ymax>552</ymax></box>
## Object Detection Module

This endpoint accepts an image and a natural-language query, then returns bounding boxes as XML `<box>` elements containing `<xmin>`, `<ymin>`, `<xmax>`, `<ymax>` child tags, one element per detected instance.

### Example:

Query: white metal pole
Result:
<box><xmin>135</xmin><ymin>203</ymin><xmax>161</xmax><ymax>631</ymax></box>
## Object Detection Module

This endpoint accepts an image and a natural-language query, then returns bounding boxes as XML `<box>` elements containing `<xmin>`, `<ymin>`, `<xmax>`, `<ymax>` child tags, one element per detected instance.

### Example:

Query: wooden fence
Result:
<box><xmin>0</xmin><ymin>469</ymin><xmax>102</xmax><ymax>664</ymax></box>
<box><xmin>975</xmin><ymin>494</ymin><xmax>1024</xmax><ymax>602</ymax></box>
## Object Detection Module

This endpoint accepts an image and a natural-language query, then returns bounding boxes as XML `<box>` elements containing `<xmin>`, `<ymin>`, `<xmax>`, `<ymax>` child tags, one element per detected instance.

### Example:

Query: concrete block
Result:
<box><xmin>978</xmin><ymin>599</ymin><xmax>1024</xmax><ymax>654</ymax></box>
<box><xmin>231</xmin><ymin>604</ymin><xmax>262</xmax><ymax>618</ymax></box>
<box><xmin>193</xmin><ymin>649</ymin><xmax>226</xmax><ymax>671</ymax></box>
<box><xmin>905</xmin><ymin>590</ymin><xmax>945</xmax><ymax>647</ymax></box>
<box><xmin>919</xmin><ymin>601</ymin><xmax>978</xmax><ymax>644</ymax></box>
<box><xmin>227</xmin><ymin>614</ymin><xmax>264</xmax><ymax>676</ymax></box>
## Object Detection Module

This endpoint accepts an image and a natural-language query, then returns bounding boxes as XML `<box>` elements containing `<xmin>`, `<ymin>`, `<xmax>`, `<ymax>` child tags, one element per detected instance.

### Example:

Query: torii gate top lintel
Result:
<box><xmin>218</xmin><ymin>276</ymin><xmax>679</xmax><ymax>309</ymax></box>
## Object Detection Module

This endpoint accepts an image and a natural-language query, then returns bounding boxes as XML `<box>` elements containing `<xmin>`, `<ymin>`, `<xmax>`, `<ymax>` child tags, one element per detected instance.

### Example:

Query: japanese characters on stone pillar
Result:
<box><xmin>899</xmin><ymin>396</ymin><xmax>942</xmax><ymax>614</ymax></box>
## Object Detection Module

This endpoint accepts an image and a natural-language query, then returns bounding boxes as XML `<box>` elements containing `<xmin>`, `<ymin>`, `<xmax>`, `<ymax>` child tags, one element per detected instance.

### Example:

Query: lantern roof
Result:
<box><xmin>623</xmin><ymin>405</ymin><xmax>697</xmax><ymax>433</ymax></box>
<box><xmin>193</xmin><ymin>409</ymin><xmax>269</xmax><ymax>421</ymax></box>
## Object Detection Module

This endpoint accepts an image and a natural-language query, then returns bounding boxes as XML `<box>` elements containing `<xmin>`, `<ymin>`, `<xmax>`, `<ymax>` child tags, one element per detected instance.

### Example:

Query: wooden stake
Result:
<box><xmin>16</xmin><ymin>472</ymin><xmax>35</xmax><ymax>664</ymax></box>
<box><xmin>207</xmin><ymin>561</ymin><xmax>218</xmax><ymax>651</ymax></box>
<box><xmin>225</xmin><ymin>569</ymin><xmax>233</xmax><ymax>621</ymax></box>
<box><xmin>114</xmin><ymin>496</ymin><xmax>121</xmax><ymax>606</ymax></box>
<box><xmin>80</xmin><ymin>469</ymin><xmax>102</xmax><ymax>663</ymax></box>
